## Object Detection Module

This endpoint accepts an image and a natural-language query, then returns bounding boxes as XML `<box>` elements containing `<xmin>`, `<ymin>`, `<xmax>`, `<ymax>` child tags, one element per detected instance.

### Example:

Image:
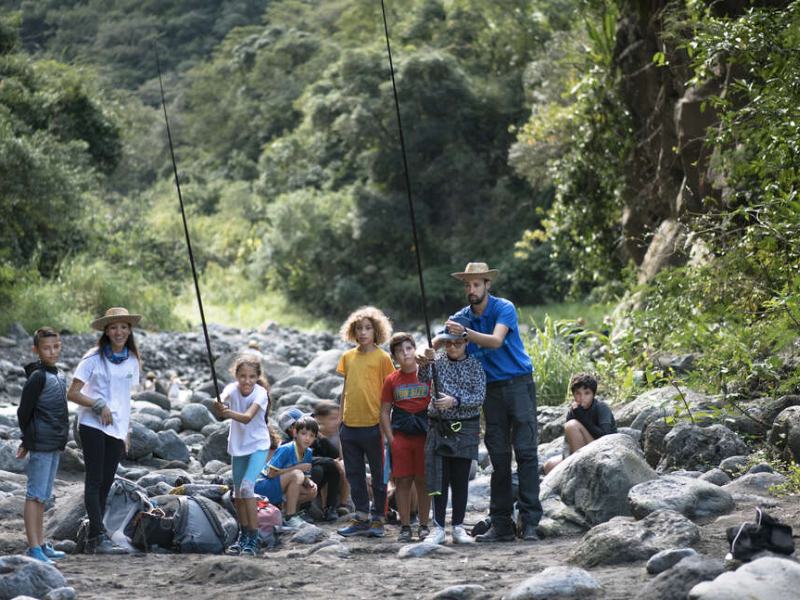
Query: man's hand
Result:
<box><xmin>445</xmin><ymin>320</ymin><xmax>467</xmax><ymax>337</ymax></box>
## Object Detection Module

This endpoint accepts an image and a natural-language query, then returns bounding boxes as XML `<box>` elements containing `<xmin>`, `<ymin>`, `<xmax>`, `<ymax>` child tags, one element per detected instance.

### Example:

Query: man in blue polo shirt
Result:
<box><xmin>425</xmin><ymin>262</ymin><xmax>541</xmax><ymax>542</ymax></box>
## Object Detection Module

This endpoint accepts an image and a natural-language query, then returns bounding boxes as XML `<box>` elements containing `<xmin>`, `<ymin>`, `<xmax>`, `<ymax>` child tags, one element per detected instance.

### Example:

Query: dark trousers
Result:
<box><xmin>340</xmin><ymin>423</ymin><xmax>385</xmax><ymax>518</ymax></box>
<box><xmin>310</xmin><ymin>457</ymin><xmax>340</xmax><ymax>508</ymax></box>
<box><xmin>80</xmin><ymin>424</ymin><xmax>125</xmax><ymax>538</ymax></box>
<box><xmin>432</xmin><ymin>456</ymin><xmax>471</xmax><ymax>528</ymax></box>
<box><xmin>483</xmin><ymin>375</ymin><xmax>542</xmax><ymax>533</ymax></box>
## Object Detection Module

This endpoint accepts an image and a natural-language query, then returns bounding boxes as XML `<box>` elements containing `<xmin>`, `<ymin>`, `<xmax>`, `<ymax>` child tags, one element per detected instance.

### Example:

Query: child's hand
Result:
<box><xmin>297</xmin><ymin>462</ymin><xmax>312</xmax><ymax>473</ymax></box>
<box><xmin>416</xmin><ymin>347</ymin><xmax>434</xmax><ymax>365</ymax></box>
<box><xmin>571</xmin><ymin>401</ymin><xmax>579</xmax><ymax>410</ymax></box>
<box><xmin>15</xmin><ymin>445</ymin><xmax>27</xmax><ymax>459</ymax></box>
<box><xmin>100</xmin><ymin>405</ymin><xmax>114</xmax><ymax>426</ymax></box>
<box><xmin>213</xmin><ymin>400</ymin><xmax>229</xmax><ymax>419</ymax></box>
<box><xmin>433</xmin><ymin>394</ymin><xmax>455</xmax><ymax>411</ymax></box>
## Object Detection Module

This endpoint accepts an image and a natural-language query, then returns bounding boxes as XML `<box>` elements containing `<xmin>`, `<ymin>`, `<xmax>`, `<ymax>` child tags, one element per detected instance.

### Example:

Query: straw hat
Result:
<box><xmin>450</xmin><ymin>262</ymin><xmax>499</xmax><ymax>282</ymax></box>
<box><xmin>90</xmin><ymin>307</ymin><xmax>142</xmax><ymax>331</ymax></box>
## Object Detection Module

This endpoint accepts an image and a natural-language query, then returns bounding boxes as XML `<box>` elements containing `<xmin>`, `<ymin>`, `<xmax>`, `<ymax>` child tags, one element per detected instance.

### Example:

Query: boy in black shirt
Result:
<box><xmin>543</xmin><ymin>373</ymin><xmax>616</xmax><ymax>474</ymax></box>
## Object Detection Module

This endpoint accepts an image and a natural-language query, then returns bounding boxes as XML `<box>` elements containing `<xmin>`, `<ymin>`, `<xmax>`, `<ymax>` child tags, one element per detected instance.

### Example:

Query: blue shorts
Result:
<box><xmin>231</xmin><ymin>450</ymin><xmax>269</xmax><ymax>498</ymax></box>
<box><xmin>26</xmin><ymin>451</ymin><xmax>60</xmax><ymax>503</ymax></box>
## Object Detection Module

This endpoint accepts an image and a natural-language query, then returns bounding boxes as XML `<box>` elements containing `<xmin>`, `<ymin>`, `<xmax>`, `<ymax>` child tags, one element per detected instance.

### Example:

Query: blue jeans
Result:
<box><xmin>340</xmin><ymin>423</ymin><xmax>385</xmax><ymax>518</ymax></box>
<box><xmin>26</xmin><ymin>451</ymin><xmax>60</xmax><ymax>503</ymax></box>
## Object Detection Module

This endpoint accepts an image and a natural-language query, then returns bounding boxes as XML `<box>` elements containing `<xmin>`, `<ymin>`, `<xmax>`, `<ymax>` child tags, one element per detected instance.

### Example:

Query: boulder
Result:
<box><xmin>540</xmin><ymin>434</ymin><xmax>658</xmax><ymax>527</ymax></box>
<box><xmin>44</xmin><ymin>587</ymin><xmax>77</xmax><ymax>600</ymax></box>
<box><xmin>130</xmin><ymin>412</ymin><xmax>164</xmax><ymax>433</ymax></box>
<box><xmin>506</xmin><ymin>566</ymin><xmax>602</xmax><ymax>600</ymax></box>
<box><xmin>0</xmin><ymin>440</ymin><xmax>28</xmax><ymax>473</ymax></box>
<box><xmin>57</xmin><ymin>447</ymin><xmax>84</xmax><ymax>473</ymax></box>
<box><xmin>163</xmin><ymin>417</ymin><xmax>182</xmax><ymax>432</ymax></box>
<box><xmin>304</xmin><ymin>348</ymin><xmax>343</xmax><ymax>375</ymax></box>
<box><xmin>614</xmin><ymin>388</ymin><xmax>718</xmax><ymax>428</ymax></box>
<box><xmin>198</xmin><ymin>424</ymin><xmax>231</xmax><ymax>465</ymax></box>
<box><xmin>180</xmin><ymin>404</ymin><xmax>216</xmax><ymax>432</ymax></box>
<box><xmin>309</xmin><ymin>375</ymin><xmax>344</xmax><ymax>400</ymax></box>
<box><xmin>397</xmin><ymin>543</ymin><xmax>456</xmax><ymax>559</ymax></box>
<box><xmin>641</xmin><ymin>418</ymin><xmax>673</xmax><ymax>469</ymax></box>
<box><xmin>263</xmin><ymin>360</ymin><xmax>300</xmax><ymax>386</ymax></box>
<box><xmin>628</xmin><ymin>475</ymin><xmax>734</xmax><ymax>520</ymax></box>
<box><xmin>0</xmin><ymin>496</ymin><xmax>24</xmax><ymax>522</ymax></box>
<box><xmin>430</xmin><ymin>584</ymin><xmax>487</xmax><ymax>600</ymax></box>
<box><xmin>658</xmin><ymin>423</ymin><xmax>750</xmax><ymax>473</ymax></box>
<box><xmin>768</xmin><ymin>406</ymin><xmax>800</xmax><ymax>463</ymax></box>
<box><xmin>0</xmin><ymin>555</ymin><xmax>68</xmax><ymax>600</ymax></box>
<box><xmin>153</xmin><ymin>430</ymin><xmax>190</xmax><ymax>463</ymax></box>
<box><xmin>698</xmin><ymin>468</ymin><xmax>730</xmax><ymax>486</ymax></box>
<box><xmin>132</xmin><ymin>390</ymin><xmax>171</xmax><ymax>411</ymax></box>
<box><xmin>131</xmin><ymin>402</ymin><xmax>170</xmax><ymax>420</ymax></box>
<box><xmin>290</xmin><ymin>524</ymin><xmax>327</xmax><ymax>544</ymax></box>
<box><xmin>646</xmin><ymin>547</ymin><xmax>698</xmax><ymax>574</ymax></box>
<box><xmin>747</xmin><ymin>462</ymin><xmax>773</xmax><ymax>475</ymax></box>
<box><xmin>721</xmin><ymin>472</ymin><xmax>786</xmax><ymax>498</ymax></box>
<box><xmin>688</xmin><ymin>556</ymin><xmax>800</xmax><ymax>600</ymax></box>
<box><xmin>718</xmin><ymin>455</ymin><xmax>749</xmax><ymax>476</ymax></box>
<box><xmin>129</xmin><ymin>421</ymin><xmax>159</xmax><ymax>461</ymax></box>
<box><xmin>636</xmin><ymin>554</ymin><xmax>725</xmax><ymax>600</ymax></box>
<box><xmin>761</xmin><ymin>395</ymin><xmax>800</xmax><ymax>427</ymax></box>
<box><xmin>43</xmin><ymin>485</ymin><xmax>86</xmax><ymax>542</ymax></box>
<box><xmin>569</xmin><ymin>510</ymin><xmax>700</xmax><ymax>568</ymax></box>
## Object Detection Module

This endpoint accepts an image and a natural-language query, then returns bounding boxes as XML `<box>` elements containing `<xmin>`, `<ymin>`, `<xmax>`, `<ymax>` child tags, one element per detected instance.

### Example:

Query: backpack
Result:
<box><xmin>256</xmin><ymin>499</ymin><xmax>282</xmax><ymax>549</ymax></box>
<box><xmin>100</xmin><ymin>478</ymin><xmax>154</xmax><ymax>552</ymax></box>
<box><xmin>726</xmin><ymin>507</ymin><xmax>795</xmax><ymax>561</ymax></box>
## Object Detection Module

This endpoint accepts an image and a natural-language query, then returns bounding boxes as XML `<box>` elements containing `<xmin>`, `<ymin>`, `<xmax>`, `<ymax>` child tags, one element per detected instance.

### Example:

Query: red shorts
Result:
<box><xmin>390</xmin><ymin>431</ymin><xmax>426</xmax><ymax>478</ymax></box>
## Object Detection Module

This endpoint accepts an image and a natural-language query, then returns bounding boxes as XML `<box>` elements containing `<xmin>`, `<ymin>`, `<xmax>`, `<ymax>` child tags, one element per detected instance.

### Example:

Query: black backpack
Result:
<box><xmin>726</xmin><ymin>507</ymin><xmax>795</xmax><ymax>561</ymax></box>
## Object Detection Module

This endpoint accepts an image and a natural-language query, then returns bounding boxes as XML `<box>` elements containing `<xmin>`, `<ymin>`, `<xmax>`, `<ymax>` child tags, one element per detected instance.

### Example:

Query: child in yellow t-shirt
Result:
<box><xmin>335</xmin><ymin>306</ymin><xmax>395</xmax><ymax>538</ymax></box>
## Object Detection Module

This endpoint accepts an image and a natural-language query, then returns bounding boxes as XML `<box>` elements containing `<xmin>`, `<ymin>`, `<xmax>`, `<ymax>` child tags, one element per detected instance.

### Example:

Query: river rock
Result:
<box><xmin>569</xmin><ymin>509</ymin><xmax>700</xmax><ymax>568</ymax></box>
<box><xmin>198</xmin><ymin>424</ymin><xmax>231</xmax><ymax>465</ymax></box>
<box><xmin>44</xmin><ymin>587</ymin><xmax>78</xmax><ymax>600</ymax></box>
<box><xmin>698</xmin><ymin>468</ymin><xmax>730</xmax><ymax>486</ymax></box>
<box><xmin>718</xmin><ymin>455</ymin><xmax>749</xmax><ymax>476</ymax></box>
<box><xmin>153</xmin><ymin>430</ymin><xmax>190</xmax><ymax>463</ymax></box>
<box><xmin>628</xmin><ymin>475</ymin><xmax>734</xmax><ymax>520</ymax></box>
<box><xmin>688</xmin><ymin>556</ymin><xmax>800</xmax><ymax>599</ymax></box>
<box><xmin>646</xmin><ymin>547</ymin><xmax>698</xmax><ymax>574</ymax></box>
<box><xmin>768</xmin><ymin>406</ymin><xmax>800</xmax><ymax>463</ymax></box>
<box><xmin>642</xmin><ymin>418</ymin><xmax>672</xmax><ymax>468</ymax></box>
<box><xmin>132</xmin><ymin>390</ymin><xmax>171</xmax><ymax>411</ymax></box>
<box><xmin>0</xmin><ymin>496</ymin><xmax>24</xmax><ymax>522</ymax></box>
<box><xmin>761</xmin><ymin>395</ymin><xmax>800</xmax><ymax>426</ymax></box>
<box><xmin>747</xmin><ymin>462</ymin><xmax>773</xmax><ymax>475</ymax></box>
<box><xmin>309</xmin><ymin>375</ymin><xmax>344</xmax><ymax>400</ymax></box>
<box><xmin>540</xmin><ymin>434</ymin><xmax>658</xmax><ymax>527</ymax></box>
<box><xmin>636</xmin><ymin>554</ymin><xmax>725</xmax><ymax>600</ymax></box>
<box><xmin>507</xmin><ymin>566</ymin><xmax>602</xmax><ymax>600</ymax></box>
<box><xmin>57</xmin><ymin>447</ymin><xmax>84</xmax><ymax>473</ymax></box>
<box><xmin>614</xmin><ymin>388</ymin><xmax>717</xmax><ymax>428</ymax></box>
<box><xmin>132</xmin><ymin>402</ymin><xmax>170</xmax><ymax>420</ymax></box>
<box><xmin>129</xmin><ymin>421</ymin><xmax>159</xmax><ymax>461</ymax></box>
<box><xmin>721</xmin><ymin>472</ymin><xmax>786</xmax><ymax>499</ymax></box>
<box><xmin>290</xmin><ymin>524</ymin><xmax>327</xmax><ymax>544</ymax></box>
<box><xmin>0</xmin><ymin>555</ymin><xmax>68</xmax><ymax>599</ymax></box>
<box><xmin>0</xmin><ymin>440</ymin><xmax>28</xmax><ymax>473</ymax></box>
<box><xmin>8</xmin><ymin>322</ymin><xmax>28</xmax><ymax>340</ymax></box>
<box><xmin>540</xmin><ymin>411</ymin><xmax>567</xmax><ymax>443</ymax></box>
<box><xmin>304</xmin><ymin>348</ymin><xmax>342</xmax><ymax>374</ymax></box>
<box><xmin>658</xmin><ymin>423</ymin><xmax>749</xmax><ymax>473</ymax></box>
<box><xmin>180</xmin><ymin>404</ymin><xmax>215</xmax><ymax>432</ymax></box>
<box><xmin>163</xmin><ymin>417</ymin><xmax>182</xmax><ymax>432</ymax></box>
<box><xmin>130</xmin><ymin>412</ymin><xmax>164</xmax><ymax>432</ymax></box>
<box><xmin>397</xmin><ymin>543</ymin><xmax>456</xmax><ymax>558</ymax></box>
<box><xmin>43</xmin><ymin>485</ymin><xmax>85</xmax><ymax>542</ymax></box>
<box><xmin>431</xmin><ymin>584</ymin><xmax>487</xmax><ymax>600</ymax></box>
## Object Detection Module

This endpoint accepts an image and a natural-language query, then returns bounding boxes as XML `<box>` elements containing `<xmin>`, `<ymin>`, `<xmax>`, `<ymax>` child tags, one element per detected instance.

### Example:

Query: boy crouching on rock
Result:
<box><xmin>16</xmin><ymin>327</ymin><xmax>69</xmax><ymax>566</ymax></box>
<box><xmin>543</xmin><ymin>372</ymin><xmax>617</xmax><ymax>474</ymax></box>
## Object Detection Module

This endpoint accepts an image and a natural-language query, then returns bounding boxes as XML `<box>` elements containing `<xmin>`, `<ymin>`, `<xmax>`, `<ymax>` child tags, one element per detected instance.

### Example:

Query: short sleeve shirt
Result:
<box><xmin>74</xmin><ymin>351</ymin><xmax>140</xmax><ymax>441</ymax></box>
<box><xmin>337</xmin><ymin>347</ymin><xmax>395</xmax><ymax>427</ymax></box>
<box><xmin>263</xmin><ymin>441</ymin><xmax>312</xmax><ymax>478</ymax></box>
<box><xmin>380</xmin><ymin>369</ymin><xmax>430</xmax><ymax>413</ymax></box>
<box><xmin>223</xmin><ymin>382</ymin><xmax>271</xmax><ymax>457</ymax></box>
<box><xmin>451</xmin><ymin>295</ymin><xmax>532</xmax><ymax>383</ymax></box>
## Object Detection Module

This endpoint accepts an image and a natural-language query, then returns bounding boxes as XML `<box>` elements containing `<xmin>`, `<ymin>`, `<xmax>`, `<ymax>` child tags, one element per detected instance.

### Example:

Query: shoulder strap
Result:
<box><xmin>192</xmin><ymin>496</ymin><xmax>227</xmax><ymax>546</ymax></box>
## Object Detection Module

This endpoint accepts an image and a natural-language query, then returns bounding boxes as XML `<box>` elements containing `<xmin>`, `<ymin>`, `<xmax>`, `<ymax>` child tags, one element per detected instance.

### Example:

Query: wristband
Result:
<box><xmin>452</xmin><ymin>397</ymin><xmax>460</xmax><ymax>408</ymax></box>
<box><xmin>91</xmin><ymin>398</ymin><xmax>107</xmax><ymax>416</ymax></box>
<box><xmin>461</xmin><ymin>329</ymin><xmax>468</xmax><ymax>339</ymax></box>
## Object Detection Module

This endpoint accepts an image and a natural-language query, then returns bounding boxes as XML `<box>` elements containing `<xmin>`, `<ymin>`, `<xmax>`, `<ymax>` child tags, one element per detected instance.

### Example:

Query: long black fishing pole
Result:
<box><xmin>154</xmin><ymin>45</ymin><xmax>222</xmax><ymax>404</ymax></box>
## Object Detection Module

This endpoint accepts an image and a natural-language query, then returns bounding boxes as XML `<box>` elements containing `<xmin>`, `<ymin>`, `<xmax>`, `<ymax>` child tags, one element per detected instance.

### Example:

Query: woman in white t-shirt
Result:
<box><xmin>213</xmin><ymin>354</ymin><xmax>271</xmax><ymax>556</ymax></box>
<box><xmin>67</xmin><ymin>307</ymin><xmax>141</xmax><ymax>555</ymax></box>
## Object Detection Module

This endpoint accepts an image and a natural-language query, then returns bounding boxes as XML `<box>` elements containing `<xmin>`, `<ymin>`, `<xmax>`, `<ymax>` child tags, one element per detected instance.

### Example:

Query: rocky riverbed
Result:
<box><xmin>0</xmin><ymin>322</ymin><xmax>799</xmax><ymax>600</ymax></box>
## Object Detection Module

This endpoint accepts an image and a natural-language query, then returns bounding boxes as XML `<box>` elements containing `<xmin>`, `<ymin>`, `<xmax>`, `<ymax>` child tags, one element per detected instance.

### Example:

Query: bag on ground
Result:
<box><xmin>726</xmin><ymin>507</ymin><xmax>795</xmax><ymax>561</ymax></box>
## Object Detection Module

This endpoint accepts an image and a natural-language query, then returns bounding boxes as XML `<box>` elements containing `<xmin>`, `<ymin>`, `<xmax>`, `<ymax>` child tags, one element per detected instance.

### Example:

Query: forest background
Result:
<box><xmin>1</xmin><ymin>0</ymin><xmax>798</xmax><ymax>404</ymax></box>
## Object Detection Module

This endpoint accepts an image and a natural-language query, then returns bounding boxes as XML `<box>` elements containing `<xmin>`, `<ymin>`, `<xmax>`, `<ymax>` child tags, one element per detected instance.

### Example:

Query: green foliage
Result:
<box><xmin>768</xmin><ymin>461</ymin><xmax>800</xmax><ymax>498</ymax></box>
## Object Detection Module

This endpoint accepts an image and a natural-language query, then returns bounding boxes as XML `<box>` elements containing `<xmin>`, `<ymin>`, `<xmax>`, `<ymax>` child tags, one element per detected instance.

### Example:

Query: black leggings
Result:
<box><xmin>433</xmin><ymin>456</ymin><xmax>471</xmax><ymax>528</ymax></box>
<box><xmin>80</xmin><ymin>425</ymin><xmax>124</xmax><ymax>538</ymax></box>
<box><xmin>311</xmin><ymin>457</ymin><xmax>340</xmax><ymax>507</ymax></box>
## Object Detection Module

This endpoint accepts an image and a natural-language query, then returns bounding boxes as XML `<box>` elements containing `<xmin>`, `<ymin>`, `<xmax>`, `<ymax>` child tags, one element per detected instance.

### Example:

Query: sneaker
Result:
<box><xmin>240</xmin><ymin>534</ymin><xmax>259</xmax><ymax>557</ymax></box>
<box><xmin>298</xmin><ymin>510</ymin><xmax>314</xmax><ymax>524</ymax></box>
<box><xmin>282</xmin><ymin>514</ymin><xmax>306</xmax><ymax>530</ymax></box>
<box><xmin>40</xmin><ymin>541</ymin><xmax>66</xmax><ymax>560</ymax></box>
<box><xmin>323</xmin><ymin>506</ymin><xmax>338</xmax><ymax>522</ymax></box>
<box><xmin>337</xmin><ymin>517</ymin><xmax>371</xmax><ymax>537</ymax></box>
<box><xmin>452</xmin><ymin>525</ymin><xmax>474</xmax><ymax>544</ymax></box>
<box><xmin>424</xmin><ymin>525</ymin><xmax>446</xmax><ymax>545</ymax></box>
<box><xmin>336</xmin><ymin>504</ymin><xmax>352</xmax><ymax>517</ymax></box>
<box><xmin>26</xmin><ymin>546</ymin><xmax>56</xmax><ymax>567</ymax></box>
<box><xmin>398</xmin><ymin>525</ymin><xmax>412</xmax><ymax>543</ymax></box>
<box><xmin>84</xmin><ymin>532</ymin><xmax>128</xmax><ymax>555</ymax></box>
<box><xmin>367</xmin><ymin>519</ymin><xmax>384</xmax><ymax>537</ymax></box>
<box><xmin>417</xmin><ymin>524</ymin><xmax>430</xmax><ymax>541</ymax></box>
<box><xmin>225</xmin><ymin>531</ymin><xmax>245</xmax><ymax>555</ymax></box>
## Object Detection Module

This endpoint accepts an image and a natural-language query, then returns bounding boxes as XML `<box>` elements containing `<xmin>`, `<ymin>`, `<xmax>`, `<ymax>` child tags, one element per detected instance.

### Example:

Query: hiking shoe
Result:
<box><xmin>240</xmin><ymin>535</ymin><xmax>259</xmax><ymax>557</ymax></box>
<box><xmin>298</xmin><ymin>510</ymin><xmax>314</xmax><ymax>524</ymax></box>
<box><xmin>225</xmin><ymin>532</ymin><xmax>245</xmax><ymax>555</ymax></box>
<box><xmin>336</xmin><ymin>504</ymin><xmax>352</xmax><ymax>516</ymax></box>
<box><xmin>452</xmin><ymin>525</ymin><xmax>474</xmax><ymax>544</ymax></box>
<box><xmin>417</xmin><ymin>524</ymin><xmax>430</xmax><ymax>541</ymax></box>
<box><xmin>367</xmin><ymin>519</ymin><xmax>385</xmax><ymax>537</ymax></box>
<box><xmin>398</xmin><ymin>525</ymin><xmax>412</xmax><ymax>543</ymax></box>
<box><xmin>323</xmin><ymin>506</ymin><xmax>338</xmax><ymax>522</ymax></box>
<box><xmin>282</xmin><ymin>514</ymin><xmax>306</xmax><ymax>530</ymax></box>
<box><xmin>41</xmin><ymin>541</ymin><xmax>66</xmax><ymax>560</ymax></box>
<box><xmin>424</xmin><ymin>525</ymin><xmax>446</xmax><ymax>545</ymax></box>
<box><xmin>475</xmin><ymin>526</ymin><xmax>515</xmax><ymax>543</ymax></box>
<box><xmin>337</xmin><ymin>517</ymin><xmax>371</xmax><ymax>537</ymax></box>
<box><xmin>520</xmin><ymin>523</ymin><xmax>540</xmax><ymax>541</ymax></box>
<box><xmin>84</xmin><ymin>533</ymin><xmax>128</xmax><ymax>555</ymax></box>
<box><xmin>27</xmin><ymin>546</ymin><xmax>56</xmax><ymax>567</ymax></box>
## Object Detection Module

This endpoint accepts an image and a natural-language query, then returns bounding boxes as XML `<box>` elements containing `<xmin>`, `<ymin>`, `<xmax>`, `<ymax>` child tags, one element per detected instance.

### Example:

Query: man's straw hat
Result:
<box><xmin>90</xmin><ymin>307</ymin><xmax>142</xmax><ymax>331</ymax></box>
<box><xmin>450</xmin><ymin>262</ymin><xmax>499</xmax><ymax>282</ymax></box>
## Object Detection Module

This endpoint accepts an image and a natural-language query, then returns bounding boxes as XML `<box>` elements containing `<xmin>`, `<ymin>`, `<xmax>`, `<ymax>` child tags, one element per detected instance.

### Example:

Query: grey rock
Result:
<box><xmin>762</xmin><ymin>395</ymin><xmax>800</xmax><ymax>427</ymax></box>
<box><xmin>262</xmin><ymin>360</ymin><xmax>300</xmax><ymax>386</ymax></box>
<box><xmin>658</xmin><ymin>423</ymin><xmax>750</xmax><ymax>473</ymax></box>
<box><xmin>397</xmin><ymin>543</ymin><xmax>456</xmax><ymax>558</ymax></box>
<box><xmin>163</xmin><ymin>417</ymin><xmax>181</xmax><ymax>432</ymax></box>
<box><xmin>688</xmin><ymin>556</ymin><xmax>800</xmax><ymax>600</ymax></box>
<box><xmin>290</xmin><ymin>524</ymin><xmax>327</xmax><ymax>544</ymax></box>
<box><xmin>132</xmin><ymin>402</ymin><xmax>170</xmax><ymax>420</ymax></box>
<box><xmin>194</xmin><ymin>380</ymin><xmax>225</xmax><ymax>398</ymax></box>
<box><xmin>304</xmin><ymin>349</ymin><xmax>342</xmax><ymax>374</ymax></box>
<box><xmin>747</xmin><ymin>462</ymin><xmax>773</xmax><ymax>475</ymax></box>
<box><xmin>129</xmin><ymin>421</ymin><xmax>159</xmax><ymax>461</ymax></box>
<box><xmin>646</xmin><ymin>547</ymin><xmax>698</xmax><ymax>574</ymax></box>
<box><xmin>180</xmin><ymin>433</ymin><xmax>205</xmax><ymax>446</ymax></box>
<box><xmin>537</xmin><ymin>496</ymin><xmax>591</xmax><ymax>538</ymax></box>
<box><xmin>698</xmin><ymin>468</ymin><xmax>730</xmax><ymax>486</ymax></box>
<box><xmin>569</xmin><ymin>510</ymin><xmax>700</xmax><ymax>568</ymax></box>
<box><xmin>430</xmin><ymin>584</ymin><xmax>487</xmax><ymax>600</ymax></box>
<box><xmin>309</xmin><ymin>540</ymin><xmax>349</xmax><ymax>557</ymax></box>
<box><xmin>9</xmin><ymin>322</ymin><xmax>29</xmax><ymax>340</ymax></box>
<box><xmin>541</xmin><ymin>411</ymin><xmax>567</xmax><ymax>444</ymax></box>
<box><xmin>53</xmin><ymin>540</ymin><xmax>75</xmax><ymax>555</ymax></box>
<box><xmin>198</xmin><ymin>424</ymin><xmax>231</xmax><ymax>465</ymax></box>
<box><xmin>628</xmin><ymin>475</ymin><xmax>734</xmax><ymax>520</ymax></box>
<box><xmin>642</xmin><ymin>418</ymin><xmax>672</xmax><ymax>469</ymax></box>
<box><xmin>0</xmin><ymin>496</ymin><xmax>24</xmax><ymax>521</ymax></box>
<box><xmin>614</xmin><ymin>388</ymin><xmax>718</xmax><ymax>428</ymax></box>
<box><xmin>309</xmin><ymin>375</ymin><xmax>344</xmax><ymax>399</ymax></box>
<box><xmin>147</xmin><ymin>482</ymin><xmax>173</xmax><ymax>496</ymax></box>
<box><xmin>540</xmin><ymin>434</ymin><xmax>658</xmax><ymax>527</ymax></box>
<box><xmin>203</xmin><ymin>460</ymin><xmax>228</xmax><ymax>474</ymax></box>
<box><xmin>130</xmin><ymin>412</ymin><xmax>164</xmax><ymax>432</ymax></box>
<box><xmin>154</xmin><ymin>430</ymin><xmax>190</xmax><ymax>463</ymax></box>
<box><xmin>275</xmin><ymin>373</ymin><xmax>313</xmax><ymax>390</ymax></box>
<box><xmin>132</xmin><ymin>390</ymin><xmax>171</xmax><ymax>411</ymax></box>
<box><xmin>637</xmin><ymin>554</ymin><xmax>725</xmax><ymax>600</ymax></box>
<box><xmin>721</xmin><ymin>472</ymin><xmax>786</xmax><ymax>497</ymax></box>
<box><xmin>180</xmin><ymin>403</ymin><xmax>216</xmax><ymax>432</ymax></box>
<box><xmin>768</xmin><ymin>406</ymin><xmax>800</xmax><ymax>463</ymax></box>
<box><xmin>201</xmin><ymin>422</ymin><xmax>223</xmax><ymax>437</ymax></box>
<box><xmin>617</xmin><ymin>426</ymin><xmax>642</xmax><ymax>444</ymax></box>
<box><xmin>44</xmin><ymin>586</ymin><xmax>78</xmax><ymax>600</ymax></box>
<box><xmin>43</xmin><ymin>485</ymin><xmax>86</xmax><ymax>541</ymax></box>
<box><xmin>672</xmin><ymin>470</ymin><xmax>702</xmax><ymax>478</ymax></box>
<box><xmin>719</xmin><ymin>455</ymin><xmax>749</xmax><ymax>476</ymax></box>
<box><xmin>0</xmin><ymin>555</ymin><xmax>68</xmax><ymax>600</ymax></box>
<box><xmin>0</xmin><ymin>440</ymin><xmax>28</xmax><ymax>473</ymax></box>
<box><xmin>0</xmin><ymin>336</ymin><xmax>17</xmax><ymax>348</ymax></box>
<box><xmin>507</xmin><ymin>566</ymin><xmax>601</xmax><ymax>600</ymax></box>
<box><xmin>669</xmin><ymin>354</ymin><xmax>697</xmax><ymax>373</ymax></box>
<box><xmin>57</xmin><ymin>447</ymin><xmax>84</xmax><ymax>473</ymax></box>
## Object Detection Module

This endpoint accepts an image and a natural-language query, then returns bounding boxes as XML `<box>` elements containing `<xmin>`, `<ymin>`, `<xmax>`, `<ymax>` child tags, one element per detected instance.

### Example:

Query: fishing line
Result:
<box><xmin>154</xmin><ymin>44</ymin><xmax>222</xmax><ymax>403</ymax></box>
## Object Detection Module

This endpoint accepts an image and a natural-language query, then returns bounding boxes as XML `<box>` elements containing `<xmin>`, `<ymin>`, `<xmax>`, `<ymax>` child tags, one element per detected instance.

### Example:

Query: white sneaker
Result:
<box><xmin>452</xmin><ymin>525</ymin><xmax>474</xmax><ymax>544</ymax></box>
<box><xmin>424</xmin><ymin>526</ymin><xmax>446</xmax><ymax>545</ymax></box>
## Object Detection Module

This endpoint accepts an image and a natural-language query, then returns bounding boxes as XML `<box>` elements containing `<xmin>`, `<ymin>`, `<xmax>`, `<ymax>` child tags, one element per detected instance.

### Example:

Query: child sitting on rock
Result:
<box><xmin>255</xmin><ymin>415</ymin><xmax>318</xmax><ymax>529</ymax></box>
<box><xmin>314</xmin><ymin>400</ymin><xmax>351</xmax><ymax>514</ymax></box>
<box><xmin>543</xmin><ymin>372</ymin><xmax>617</xmax><ymax>474</ymax></box>
<box><xmin>16</xmin><ymin>327</ymin><xmax>69</xmax><ymax>566</ymax></box>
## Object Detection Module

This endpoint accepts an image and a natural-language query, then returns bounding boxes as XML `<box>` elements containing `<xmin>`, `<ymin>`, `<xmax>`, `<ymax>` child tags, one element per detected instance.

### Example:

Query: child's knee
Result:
<box><xmin>237</xmin><ymin>479</ymin><xmax>255</xmax><ymax>499</ymax></box>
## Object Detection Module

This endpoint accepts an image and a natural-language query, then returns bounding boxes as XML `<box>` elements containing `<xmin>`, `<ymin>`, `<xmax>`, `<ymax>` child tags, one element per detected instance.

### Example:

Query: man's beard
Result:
<box><xmin>468</xmin><ymin>292</ymin><xmax>485</xmax><ymax>305</ymax></box>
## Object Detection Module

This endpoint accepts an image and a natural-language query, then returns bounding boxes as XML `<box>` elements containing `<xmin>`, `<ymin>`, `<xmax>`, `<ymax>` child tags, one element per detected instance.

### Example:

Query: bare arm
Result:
<box><xmin>446</xmin><ymin>320</ymin><xmax>509</xmax><ymax>350</ymax></box>
<box><xmin>68</xmin><ymin>378</ymin><xmax>114</xmax><ymax>426</ymax></box>
<box><xmin>380</xmin><ymin>402</ymin><xmax>393</xmax><ymax>446</ymax></box>
<box><xmin>219</xmin><ymin>401</ymin><xmax>261</xmax><ymax>424</ymax></box>
<box><xmin>266</xmin><ymin>462</ymin><xmax>311</xmax><ymax>478</ymax></box>
<box><xmin>339</xmin><ymin>376</ymin><xmax>346</xmax><ymax>423</ymax></box>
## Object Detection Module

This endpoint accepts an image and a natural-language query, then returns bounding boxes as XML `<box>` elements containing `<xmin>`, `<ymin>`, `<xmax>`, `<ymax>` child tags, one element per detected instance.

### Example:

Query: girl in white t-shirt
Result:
<box><xmin>214</xmin><ymin>354</ymin><xmax>271</xmax><ymax>556</ymax></box>
<box><xmin>67</xmin><ymin>307</ymin><xmax>142</xmax><ymax>555</ymax></box>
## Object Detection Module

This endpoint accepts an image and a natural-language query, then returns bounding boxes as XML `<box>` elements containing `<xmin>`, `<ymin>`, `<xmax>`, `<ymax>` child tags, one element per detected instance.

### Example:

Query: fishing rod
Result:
<box><xmin>154</xmin><ymin>44</ymin><xmax>222</xmax><ymax>405</ymax></box>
